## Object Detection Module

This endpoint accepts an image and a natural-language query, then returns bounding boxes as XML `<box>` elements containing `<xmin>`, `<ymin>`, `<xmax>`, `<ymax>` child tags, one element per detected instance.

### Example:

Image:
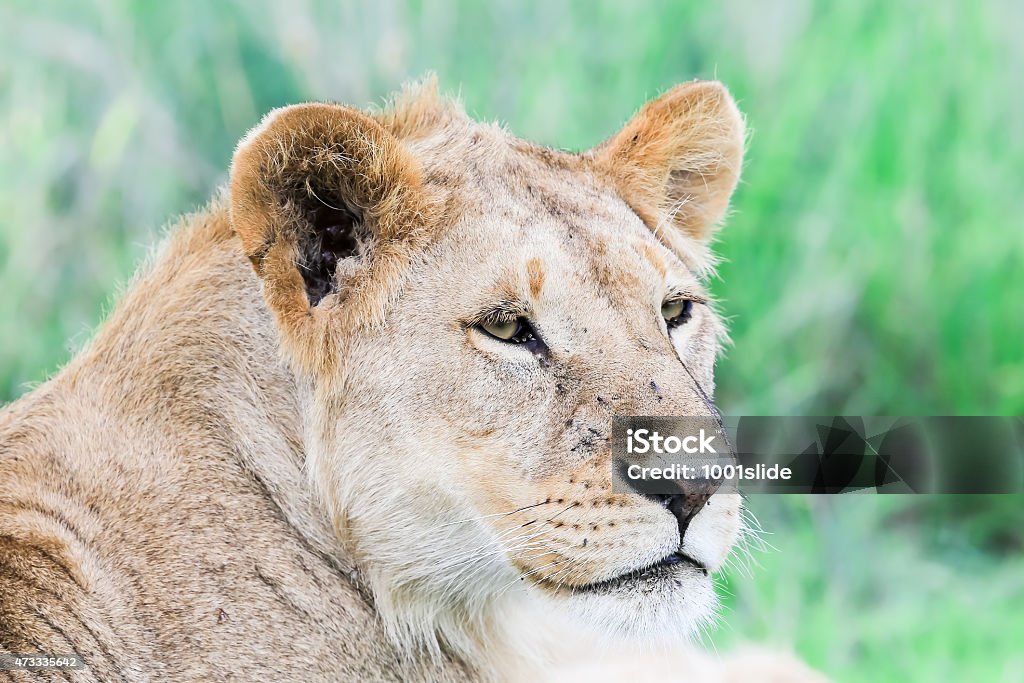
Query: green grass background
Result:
<box><xmin>1</xmin><ymin>1</ymin><xmax>1021</xmax><ymax>680</ymax></box>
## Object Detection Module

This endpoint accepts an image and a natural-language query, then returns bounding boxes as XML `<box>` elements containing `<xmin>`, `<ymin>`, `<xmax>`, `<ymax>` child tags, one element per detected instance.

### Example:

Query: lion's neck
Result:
<box><xmin>77</xmin><ymin>200</ymin><xmax>352</xmax><ymax>566</ymax></box>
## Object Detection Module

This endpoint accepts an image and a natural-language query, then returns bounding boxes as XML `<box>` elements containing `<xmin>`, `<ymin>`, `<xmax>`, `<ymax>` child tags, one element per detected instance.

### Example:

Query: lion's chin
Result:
<box><xmin>531</xmin><ymin>559</ymin><xmax>719</xmax><ymax>644</ymax></box>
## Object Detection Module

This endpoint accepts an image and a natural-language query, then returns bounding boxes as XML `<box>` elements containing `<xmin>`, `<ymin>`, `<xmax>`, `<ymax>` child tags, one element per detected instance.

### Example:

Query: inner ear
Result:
<box><xmin>298</xmin><ymin>183</ymin><xmax>365</xmax><ymax>306</ymax></box>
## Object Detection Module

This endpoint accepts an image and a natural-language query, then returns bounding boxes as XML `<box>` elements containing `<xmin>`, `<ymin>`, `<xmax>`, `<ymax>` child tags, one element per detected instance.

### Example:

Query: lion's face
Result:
<box><xmin>229</xmin><ymin>79</ymin><xmax>745</xmax><ymax>653</ymax></box>
<box><xmin>384</xmin><ymin>186</ymin><xmax>739</xmax><ymax>637</ymax></box>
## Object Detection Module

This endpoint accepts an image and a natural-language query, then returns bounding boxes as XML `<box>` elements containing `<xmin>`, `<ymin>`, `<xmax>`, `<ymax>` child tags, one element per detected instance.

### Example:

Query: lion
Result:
<box><xmin>0</xmin><ymin>78</ymin><xmax>826</xmax><ymax>682</ymax></box>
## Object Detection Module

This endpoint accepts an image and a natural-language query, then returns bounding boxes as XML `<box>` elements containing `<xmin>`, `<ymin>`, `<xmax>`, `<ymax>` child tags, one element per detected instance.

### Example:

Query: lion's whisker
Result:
<box><xmin>424</xmin><ymin>499</ymin><xmax>559</xmax><ymax>532</ymax></box>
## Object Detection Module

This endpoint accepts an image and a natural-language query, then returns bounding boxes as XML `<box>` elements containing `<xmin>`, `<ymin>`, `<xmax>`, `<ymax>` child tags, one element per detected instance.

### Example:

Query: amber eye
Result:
<box><xmin>478</xmin><ymin>317</ymin><xmax>537</xmax><ymax>344</ymax></box>
<box><xmin>662</xmin><ymin>299</ymin><xmax>694</xmax><ymax>328</ymax></box>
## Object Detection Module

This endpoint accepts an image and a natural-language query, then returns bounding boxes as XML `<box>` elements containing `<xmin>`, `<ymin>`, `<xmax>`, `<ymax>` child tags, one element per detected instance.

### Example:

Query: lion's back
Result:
<box><xmin>0</xmin><ymin>208</ymin><xmax>478</xmax><ymax>682</ymax></box>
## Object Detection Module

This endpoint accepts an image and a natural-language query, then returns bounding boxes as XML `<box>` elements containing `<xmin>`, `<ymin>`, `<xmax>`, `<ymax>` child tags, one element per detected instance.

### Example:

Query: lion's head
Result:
<box><xmin>228</xmin><ymin>78</ymin><xmax>745</xmax><ymax>662</ymax></box>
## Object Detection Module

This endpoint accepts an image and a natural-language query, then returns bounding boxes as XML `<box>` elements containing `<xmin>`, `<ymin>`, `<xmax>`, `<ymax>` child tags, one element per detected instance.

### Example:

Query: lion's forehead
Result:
<box><xmin>395</xmin><ymin>119</ymin><xmax>693</xmax><ymax>318</ymax></box>
<box><xmin>408</xmin><ymin>121</ymin><xmax>619</xmax><ymax>218</ymax></box>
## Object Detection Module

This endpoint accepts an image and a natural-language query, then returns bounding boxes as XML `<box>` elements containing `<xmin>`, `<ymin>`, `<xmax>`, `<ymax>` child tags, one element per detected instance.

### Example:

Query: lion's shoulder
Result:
<box><xmin>0</xmin><ymin>448</ymin><xmax>125</xmax><ymax>680</ymax></box>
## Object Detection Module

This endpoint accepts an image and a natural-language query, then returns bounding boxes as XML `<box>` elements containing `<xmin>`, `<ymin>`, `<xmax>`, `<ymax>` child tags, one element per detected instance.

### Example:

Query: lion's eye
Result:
<box><xmin>478</xmin><ymin>317</ymin><xmax>537</xmax><ymax>344</ymax></box>
<box><xmin>662</xmin><ymin>299</ymin><xmax>694</xmax><ymax>328</ymax></box>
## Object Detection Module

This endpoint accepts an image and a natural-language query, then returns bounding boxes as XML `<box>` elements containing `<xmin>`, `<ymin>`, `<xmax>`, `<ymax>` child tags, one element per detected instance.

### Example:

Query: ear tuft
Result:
<box><xmin>593</xmin><ymin>80</ymin><xmax>745</xmax><ymax>253</ymax></box>
<box><xmin>373</xmin><ymin>73</ymin><xmax>469</xmax><ymax>140</ymax></box>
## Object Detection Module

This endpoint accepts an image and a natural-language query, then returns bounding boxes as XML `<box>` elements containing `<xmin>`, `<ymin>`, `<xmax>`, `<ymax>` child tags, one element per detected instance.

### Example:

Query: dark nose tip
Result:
<box><xmin>648</xmin><ymin>476</ymin><xmax>722</xmax><ymax>540</ymax></box>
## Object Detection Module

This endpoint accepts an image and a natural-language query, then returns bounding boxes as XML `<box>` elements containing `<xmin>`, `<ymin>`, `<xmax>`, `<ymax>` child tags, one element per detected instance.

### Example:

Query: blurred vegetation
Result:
<box><xmin>1</xmin><ymin>1</ymin><xmax>1021</xmax><ymax>681</ymax></box>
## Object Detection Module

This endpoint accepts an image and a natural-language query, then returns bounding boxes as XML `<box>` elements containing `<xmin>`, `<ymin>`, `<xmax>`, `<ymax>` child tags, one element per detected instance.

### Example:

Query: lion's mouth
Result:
<box><xmin>658</xmin><ymin>551</ymin><xmax>708</xmax><ymax>575</ymax></box>
<box><xmin>535</xmin><ymin>552</ymin><xmax>708</xmax><ymax>594</ymax></box>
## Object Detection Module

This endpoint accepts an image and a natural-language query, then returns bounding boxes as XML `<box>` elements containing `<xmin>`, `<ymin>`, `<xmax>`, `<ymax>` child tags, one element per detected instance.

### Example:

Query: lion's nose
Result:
<box><xmin>648</xmin><ymin>476</ymin><xmax>722</xmax><ymax>540</ymax></box>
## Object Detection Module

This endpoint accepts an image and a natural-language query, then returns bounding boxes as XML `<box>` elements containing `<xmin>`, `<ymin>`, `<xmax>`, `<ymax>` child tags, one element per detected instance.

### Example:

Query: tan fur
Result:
<box><xmin>0</xmin><ymin>78</ymin><xmax>824</xmax><ymax>682</ymax></box>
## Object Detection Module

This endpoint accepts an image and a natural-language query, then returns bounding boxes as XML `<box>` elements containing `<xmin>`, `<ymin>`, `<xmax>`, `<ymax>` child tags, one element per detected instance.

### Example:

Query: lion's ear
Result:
<box><xmin>229</xmin><ymin>104</ymin><xmax>427</xmax><ymax>370</ymax></box>
<box><xmin>592</xmin><ymin>80</ymin><xmax>745</xmax><ymax>253</ymax></box>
